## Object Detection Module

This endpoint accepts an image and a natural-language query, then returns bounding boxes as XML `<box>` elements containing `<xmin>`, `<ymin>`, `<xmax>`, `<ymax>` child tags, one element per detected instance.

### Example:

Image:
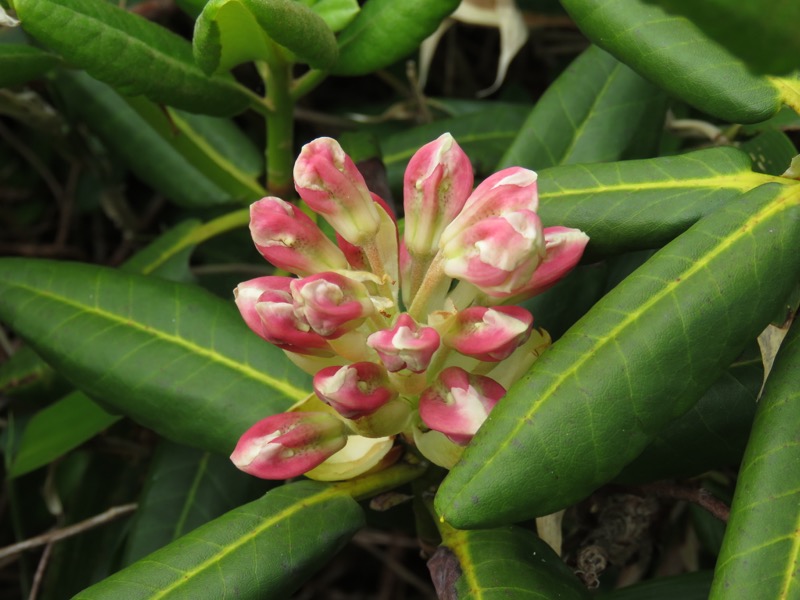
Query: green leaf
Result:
<box><xmin>8</xmin><ymin>391</ymin><xmax>119</xmax><ymax>478</ymax></box>
<box><xmin>431</xmin><ymin>524</ymin><xmax>589</xmax><ymax>599</ymax></box>
<box><xmin>75</xmin><ymin>480</ymin><xmax>364</xmax><ymax>599</ymax></box>
<box><xmin>0</xmin><ymin>344</ymin><xmax>68</xmax><ymax>400</ymax></box>
<box><xmin>332</xmin><ymin>0</ymin><xmax>460</xmax><ymax>76</ymax></box>
<box><xmin>738</xmin><ymin>129</ymin><xmax>799</xmax><ymax>176</ymax></box>
<box><xmin>0</xmin><ymin>43</ymin><xmax>60</xmax><ymax>87</ymax></box>
<box><xmin>536</xmin><ymin>147</ymin><xmax>783</xmax><ymax>256</ymax></box>
<box><xmin>559</xmin><ymin>0</ymin><xmax>782</xmax><ymax>123</ymax></box>
<box><xmin>435</xmin><ymin>182</ymin><xmax>800</xmax><ymax>528</ymax></box>
<box><xmin>122</xmin><ymin>441</ymin><xmax>264</xmax><ymax>564</ymax></box>
<box><xmin>647</xmin><ymin>1</ymin><xmax>800</xmax><ymax>75</ymax></box>
<box><xmin>54</xmin><ymin>70</ymin><xmax>235</xmax><ymax>208</ymax></box>
<box><xmin>15</xmin><ymin>0</ymin><xmax>249</xmax><ymax>116</ymax></box>
<box><xmin>499</xmin><ymin>45</ymin><xmax>667</xmax><ymax>170</ymax></box>
<box><xmin>194</xmin><ymin>0</ymin><xmax>338</xmax><ymax>74</ymax></box>
<box><xmin>301</xmin><ymin>0</ymin><xmax>359</xmax><ymax>33</ymax></box>
<box><xmin>0</xmin><ymin>259</ymin><xmax>310</xmax><ymax>455</ymax></box>
<box><xmin>120</xmin><ymin>219</ymin><xmax>204</xmax><ymax>282</ymax></box>
<box><xmin>710</xmin><ymin>321</ymin><xmax>800</xmax><ymax>599</ymax></box>
<box><xmin>600</xmin><ymin>571</ymin><xmax>713</xmax><ymax>599</ymax></box>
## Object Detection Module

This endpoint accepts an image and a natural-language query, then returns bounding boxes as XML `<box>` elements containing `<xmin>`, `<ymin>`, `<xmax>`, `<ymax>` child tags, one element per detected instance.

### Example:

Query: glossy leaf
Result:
<box><xmin>301</xmin><ymin>0</ymin><xmax>359</xmax><ymax>33</ymax></box>
<box><xmin>430</xmin><ymin>524</ymin><xmax>589</xmax><ymax>599</ymax></box>
<box><xmin>0</xmin><ymin>43</ymin><xmax>60</xmax><ymax>87</ymax></box>
<box><xmin>54</xmin><ymin>71</ymin><xmax>234</xmax><ymax>208</ymax></box>
<box><xmin>536</xmin><ymin>147</ymin><xmax>782</xmax><ymax>256</ymax></box>
<box><xmin>194</xmin><ymin>0</ymin><xmax>338</xmax><ymax>74</ymax></box>
<box><xmin>8</xmin><ymin>391</ymin><xmax>119</xmax><ymax>478</ymax></box>
<box><xmin>75</xmin><ymin>480</ymin><xmax>364</xmax><ymax>599</ymax></box>
<box><xmin>435</xmin><ymin>182</ymin><xmax>800</xmax><ymax>528</ymax></box>
<box><xmin>14</xmin><ymin>0</ymin><xmax>250</xmax><ymax>116</ymax></box>
<box><xmin>559</xmin><ymin>0</ymin><xmax>782</xmax><ymax>123</ymax></box>
<box><xmin>710</xmin><ymin>321</ymin><xmax>800</xmax><ymax>598</ymax></box>
<box><xmin>122</xmin><ymin>441</ymin><xmax>264</xmax><ymax>564</ymax></box>
<box><xmin>499</xmin><ymin>45</ymin><xmax>667</xmax><ymax>170</ymax></box>
<box><xmin>601</xmin><ymin>571</ymin><xmax>713</xmax><ymax>599</ymax></box>
<box><xmin>0</xmin><ymin>259</ymin><xmax>310</xmax><ymax>455</ymax></box>
<box><xmin>332</xmin><ymin>0</ymin><xmax>460</xmax><ymax>75</ymax></box>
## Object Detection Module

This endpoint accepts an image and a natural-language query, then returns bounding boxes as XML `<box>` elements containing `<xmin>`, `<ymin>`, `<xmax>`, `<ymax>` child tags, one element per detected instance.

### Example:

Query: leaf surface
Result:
<box><xmin>435</xmin><ymin>182</ymin><xmax>800</xmax><ymax>527</ymax></box>
<box><xmin>0</xmin><ymin>259</ymin><xmax>309</xmax><ymax>455</ymax></box>
<box><xmin>0</xmin><ymin>43</ymin><xmax>60</xmax><ymax>87</ymax></box>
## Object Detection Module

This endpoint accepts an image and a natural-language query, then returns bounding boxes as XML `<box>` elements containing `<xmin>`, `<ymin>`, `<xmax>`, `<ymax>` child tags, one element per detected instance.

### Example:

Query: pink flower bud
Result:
<box><xmin>230</xmin><ymin>411</ymin><xmax>348</xmax><ymax>480</ymax></box>
<box><xmin>366</xmin><ymin>313</ymin><xmax>440</xmax><ymax>373</ymax></box>
<box><xmin>442</xmin><ymin>306</ymin><xmax>533</xmax><ymax>361</ymax></box>
<box><xmin>441</xmin><ymin>209</ymin><xmax>546</xmax><ymax>297</ymax></box>
<box><xmin>249</xmin><ymin>197</ymin><xmax>348</xmax><ymax>276</ymax></box>
<box><xmin>290</xmin><ymin>272</ymin><xmax>375</xmax><ymax>338</ymax></box>
<box><xmin>439</xmin><ymin>166</ymin><xmax>538</xmax><ymax>250</ymax></box>
<box><xmin>294</xmin><ymin>137</ymin><xmax>380</xmax><ymax>245</ymax></box>
<box><xmin>234</xmin><ymin>276</ymin><xmax>284</xmax><ymax>341</ymax></box>
<box><xmin>511</xmin><ymin>226</ymin><xmax>590</xmax><ymax>300</ymax></box>
<box><xmin>313</xmin><ymin>362</ymin><xmax>398</xmax><ymax>419</ymax></box>
<box><xmin>403</xmin><ymin>133</ymin><xmax>474</xmax><ymax>257</ymax></box>
<box><xmin>419</xmin><ymin>367</ymin><xmax>506</xmax><ymax>445</ymax></box>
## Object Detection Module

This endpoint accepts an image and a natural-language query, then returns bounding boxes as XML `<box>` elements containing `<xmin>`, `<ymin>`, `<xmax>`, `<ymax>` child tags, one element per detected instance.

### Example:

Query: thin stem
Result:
<box><xmin>407</xmin><ymin>252</ymin><xmax>448</xmax><ymax>321</ymax></box>
<box><xmin>261</xmin><ymin>60</ymin><xmax>295</xmax><ymax>197</ymax></box>
<box><xmin>291</xmin><ymin>69</ymin><xmax>328</xmax><ymax>101</ymax></box>
<box><xmin>333</xmin><ymin>459</ymin><xmax>427</xmax><ymax>502</ymax></box>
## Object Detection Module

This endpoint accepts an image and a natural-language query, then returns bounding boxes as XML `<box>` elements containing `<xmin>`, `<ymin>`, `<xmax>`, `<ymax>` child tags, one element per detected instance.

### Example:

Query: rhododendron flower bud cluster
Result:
<box><xmin>233</xmin><ymin>134</ymin><xmax>589</xmax><ymax>479</ymax></box>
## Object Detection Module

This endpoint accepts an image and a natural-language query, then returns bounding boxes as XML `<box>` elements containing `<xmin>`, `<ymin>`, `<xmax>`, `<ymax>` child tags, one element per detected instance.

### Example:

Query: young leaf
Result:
<box><xmin>193</xmin><ymin>0</ymin><xmax>338</xmax><ymax>74</ymax></box>
<box><xmin>559</xmin><ymin>0</ymin><xmax>783</xmax><ymax>123</ymax></box>
<box><xmin>499</xmin><ymin>45</ymin><xmax>667</xmax><ymax>170</ymax></box>
<box><xmin>0</xmin><ymin>44</ymin><xmax>60</xmax><ymax>87</ymax></box>
<box><xmin>430</xmin><ymin>524</ymin><xmax>589</xmax><ymax>599</ymax></box>
<box><xmin>74</xmin><ymin>481</ymin><xmax>364</xmax><ymax>599</ymax></box>
<box><xmin>0</xmin><ymin>259</ymin><xmax>310</xmax><ymax>456</ymax></box>
<box><xmin>710</xmin><ymin>321</ymin><xmax>800</xmax><ymax>598</ymax></box>
<box><xmin>301</xmin><ymin>0</ymin><xmax>359</xmax><ymax>33</ymax></box>
<box><xmin>332</xmin><ymin>0</ymin><xmax>461</xmax><ymax>75</ymax></box>
<box><xmin>14</xmin><ymin>0</ymin><xmax>250</xmax><ymax>116</ymax></box>
<box><xmin>435</xmin><ymin>182</ymin><xmax>800</xmax><ymax>528</ymax></box>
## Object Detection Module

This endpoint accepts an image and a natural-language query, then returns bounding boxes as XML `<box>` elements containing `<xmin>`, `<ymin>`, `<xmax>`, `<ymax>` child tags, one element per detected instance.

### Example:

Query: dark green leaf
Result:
<box><xmin>601</xmin><ymin>571</ymin><xmax>713</xmax><ymax>599</ymax></box>
<box><xmin>120</xmin><ymin>219</ymin><xmax>204</xmax><ymax>282</ymax></box>
<box><xmin>0</xmin><ymin>259</ymin><xmax>310</xmax><ymax>455</ymax></box>
<box><xmin>194</xmin><ymin>0</ymin><xmax>338</xmax><ymax>73</ymax></box>
<box><xmin>710</xmin><ymin>321</ymin><xmax>800</xmax><ymax>598</ymax></box>
<box><xmin>332</xmin><ymin>0</ymin><xmax>460</xmax><ymax>75</ymax></box>
<box><xmin>738</xmin><ymin>129</ymin><xmax>799</xmax><ymax>176</ymax></box>
<box><xmin>0</xmin><ymin>43</ymin><xmax>60</xmax><ymax>87</ymax></box>
<box><xmin>0</xmin><ymin>344</ymin><xmax>68</xmax><ymax>400</ymax></box>
<box><xmin>499</xmin><ymin>45</ymin><xmax>667</xmax><ymax>170</ymax></box>
<box><xmin>15</xmin><ymin>0</ymin><xmax>249</xmax><ymax>115</ymax></box>
<box><xmin>431</xmin><ymin>525</ymin><xmax>589</xmax><ymax>599</ymax></box>
<box><xmin>75</xmin><ymin>481</ymin><xmax>364</xmax><ymax>599</ymax></box>
<box><xmin>559</xmin><ymin>0</ymin><xmax>782</xmax><ymax>123</ymax></box>
<box><xmin>435</xmin><ymin>183</ymin><xmax>800</xmax><ymax>527</ymax></box>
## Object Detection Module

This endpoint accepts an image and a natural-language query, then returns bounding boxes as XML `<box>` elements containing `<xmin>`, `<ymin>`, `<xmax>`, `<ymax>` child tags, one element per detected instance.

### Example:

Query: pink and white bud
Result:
<box><xmin>294</xmin><ymin>137</ymin><xmax>380</xmax><ymax>245</ymax></box>
<box><xmin>441</xmin><ymin>209</ymin><xmax>546</xmax><ymax>297</ymax></box>
<box><xmin>366</xmin><ymin>314</ymin><xmax>440</xmax><ymax>373</ymax></box>
<box><xmin>290</xmin><ymin>272</ymin><xmax>375</xmax><ymax>338</ymax></box>
<box><xmin>230</xmin><ymin>411</ymin><xmax>348</xmax><ymax>480</ymax></box>
<box><xmin>403</xmin><ymin>133</ymin><xmax>474</xmax><ymax>257</ymax></box>
<box><xmin>313</xmin><ymin>362</ymin><xmax>397</xmax><ymax>419</ymax></box>
<box><xmin>234</xmin><ymin>276</ymin><xmax>285</xmax><ymax>341</ymax></box>
<box><xmin>439</xmin><ymin>167</ymin><xmax>538</xmax><ymax>249</ymax></box>
<box><xmin>249</xmin><ymin>197</ymin><xmax>348</xmax><ymax>276</ymax></box>
<box><xmin>419</xmin><ymin>367</ymin><xmax>506</xmax><ymax>445</ymax></box>
<box><xmin>442</xmin><ymin>306</ymin><xmax>533</xmax><ymax>361</ymax></box>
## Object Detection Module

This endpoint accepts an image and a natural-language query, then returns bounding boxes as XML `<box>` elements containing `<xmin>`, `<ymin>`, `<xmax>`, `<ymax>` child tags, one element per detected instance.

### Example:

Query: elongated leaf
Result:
<box><xmin>559</xmin><ymin>0</ymin><xmax>782</xmax><ymax>123</ymax></box>
<box><xmin>536</xmin><ymin>147</ymin><xmax>782</xmax><ymax>256</ymax></box>
<box><xmin>194</xmin><ymin>0</ymin><xmax>338</xmax><ymax>74</ymax></box>
<box><xmin>710</xmin><ymin>321</ymin><xmax>800</xmax><ymax>599</ymax></box>
<box><xmin>8</xmin><ymin>391</ymin><xmax>119</xmax><ymax>478</ymax></box>
<box><xmin>430</xmin><ymin>524</ymin><xmax>589</xmax><ymax>599</ymax></box>
<box><xmin>0</xmin><ymin>43</ymin><xmax>60</xmax><ymax>87</ymax></box>
<box><xmin>75</xmin><ymin>480</ymin><xmax>363</xmax><ymax>599</ymax></box>
<box><xmin>0</xmin><ymin>344</ymin><xmax>68</xmax><ymax>400</ymax></box>
<box><xmin>601</xmin><ymin>571</ymin><xmax>713</xmax><ymax>599</ymax></box>
<box><xmin>122</xmin><ymin>441</ymin><xmax>263</xmax><ymax>564</ymax></box>
<box><xmin>435</xmin><ymin>183</ymin><xmax>800</xmax><ymax>528</ymax></box>
<box><xmin>120</xmin><ymin>219</ymin><xmax>204</xmax><ymax>281</ymax></box>
<box><xmin>301</xmin><ymin>0</ymin><xmax>359</xmax><ymax>33</ymax></box>
<box><xmin>15</xmin><ymin>0</ymin><xmax>249</xmax><ymax>116</ymax></box>
<box><xmin>332</xmin><ymin>0</ymin><xmax>460</xmax><ymax>75</ymax></box>
<box><xmin>0</xmin><ymin>259</ymin><xmax>310</xmax><ymax>455</ymax></box>
<box><xmin>54</xmin><ymin>71</ymin><xmax>234</xmax><ymax>208</ymax></box>
<box><xmin>499</xmin><ymin>45</ymin><xmax>666</xmax><ymax>170</ymax></box>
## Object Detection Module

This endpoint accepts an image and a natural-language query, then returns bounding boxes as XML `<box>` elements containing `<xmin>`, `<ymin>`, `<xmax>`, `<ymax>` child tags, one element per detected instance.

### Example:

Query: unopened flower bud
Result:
<box><xmin>367</xmin><ymin>314</ymin><xmax>440</xmax><ymax>373</ymax></box>
<box><xmin>230</xmin><ymin>411</ymin><xmax>348</xmax><ymax>480</ymax></box>
<box><xmin>313</xmin><ymin>362</ymin><xmax>397</xmax><ymax>419</ymax></box>
<box><xmin>290</xmin><ymin>272</ymin><xmax>375</xmax><ymax>338</ymax></box>
<box><xmin>336</xmin><ymin>193</ymin><xmax>396</xmax><ymax>270</ymax></box>
<box><xmin>294</xmin><ymin>137</ymin><xmax>380</xmax><ymax>245</ymax></box>
<box><xmin>419</xmin><ymin>367</ymin><xmax>506</xmax><ymax>445</ymax></box>
<box><xmin>403</xmin><ymin>133</ymin><xmax>473</xmax><ymax>257</ymax></box>
<box><xmin>442</xmin><ymin>306</ymin><xmax>532</xmax><ymax>361</ymax></box>
<box><xmin>249</xmin><ymin>197</ymin><xmax>348</xmax><ymax>276</ymax></box>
